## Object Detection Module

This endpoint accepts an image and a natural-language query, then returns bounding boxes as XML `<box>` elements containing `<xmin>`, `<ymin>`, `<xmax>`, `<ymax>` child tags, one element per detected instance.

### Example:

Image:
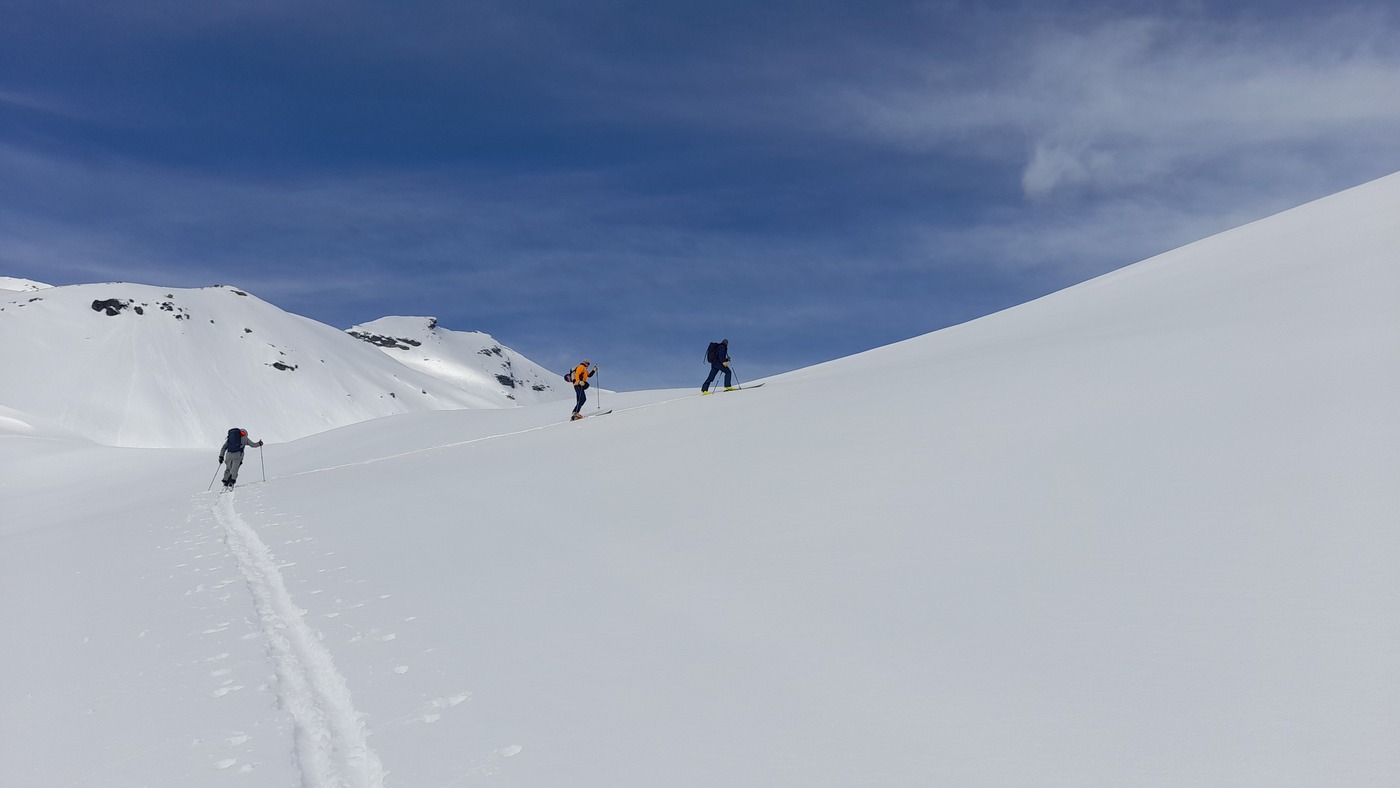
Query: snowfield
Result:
<box><xmin>1</xmin><ymin>172</ymin><xmax>1397</xmax><ymax>786</ymax></box>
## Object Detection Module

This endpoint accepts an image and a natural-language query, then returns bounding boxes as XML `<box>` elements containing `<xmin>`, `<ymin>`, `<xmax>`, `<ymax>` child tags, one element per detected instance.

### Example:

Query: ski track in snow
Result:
<box><xmin>282</xmin><ymin>389</ymin><xmax>707</xmax><ymax>479</ymax></box>
<box><xmin>212</xmin><ymin>492</ymin><xmax>386</xmax><ymax>788</ymax></box>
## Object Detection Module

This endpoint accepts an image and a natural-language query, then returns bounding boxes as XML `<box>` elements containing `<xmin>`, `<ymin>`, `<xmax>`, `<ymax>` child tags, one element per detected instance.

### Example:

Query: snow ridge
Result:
<box><xmin>213</xmin><ymin>494</ymin><xmax>386</xmax><ymax>788</ymax></box>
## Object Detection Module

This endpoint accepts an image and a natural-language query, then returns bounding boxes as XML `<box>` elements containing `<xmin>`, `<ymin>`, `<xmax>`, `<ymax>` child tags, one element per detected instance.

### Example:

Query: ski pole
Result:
<box><xmin>260</xmin><ymin>446</ymin><xmax>267</xmax><ymax>483</ymax></box>
<box><xmin>207</xmin><ymin>462</ymin><xmax>222</xmax><ymax>492</ymax></box>
<box><xmin>596</xmin><ymin>366</ymin><xmax>602</xmax><ymax>412</ymax></box>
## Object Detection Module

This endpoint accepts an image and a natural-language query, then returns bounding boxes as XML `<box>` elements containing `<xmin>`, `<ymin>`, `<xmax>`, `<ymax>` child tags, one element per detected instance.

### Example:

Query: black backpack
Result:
<box><xmin>224</xmin><ymin>428</ymin><xmax>244</xmax><ymax>453</ymax></box>
<box><xmin>705</xmin><ymin>341</ymin><xmax>722</xmax><ymax>364</ymax></box>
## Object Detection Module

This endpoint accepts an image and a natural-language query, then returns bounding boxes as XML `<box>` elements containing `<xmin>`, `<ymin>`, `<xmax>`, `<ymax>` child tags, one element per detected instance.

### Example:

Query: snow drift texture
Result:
<box><xmin>0</xmin><ymin>283</ymin><xmax>564</xmax><ymax>448</ymax></box>
<box><xmin>1</xmin><ymin>172</ymin><xmax>1396</xmax><ymax>786</ymax></box>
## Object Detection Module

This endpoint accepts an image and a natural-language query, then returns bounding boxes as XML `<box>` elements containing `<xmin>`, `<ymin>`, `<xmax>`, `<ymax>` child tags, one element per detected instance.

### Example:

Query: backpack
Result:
<box><xmin>564</xmin><ymin>369</ymin><xmax>574</xmax><ymax>383</ymax></box>
<box><xmin>223</xmin><ymin>428</ymin><xmax>245</xmax><ymax>453</ymax></box>
<box><xmin>705</xmin><ymin>341</ymin><xmax>722</xmax><ymax>364</ymax></box>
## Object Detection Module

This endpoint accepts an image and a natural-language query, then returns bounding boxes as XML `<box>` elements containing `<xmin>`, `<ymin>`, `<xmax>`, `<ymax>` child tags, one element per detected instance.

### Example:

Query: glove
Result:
<box><xmin>218</xmin><ymin>455</ymin><xmax>224</xmax><ymax>464</ymax></box>
<box><xmin>256</xmin><ymin>441</ymin><xmax>265</xmax><ymax>448</ymax></box>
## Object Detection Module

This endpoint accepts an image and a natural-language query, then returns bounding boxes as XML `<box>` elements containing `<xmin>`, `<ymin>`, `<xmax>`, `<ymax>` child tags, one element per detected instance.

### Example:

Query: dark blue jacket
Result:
<box><xmin>706</xmin><ymin>341</ymin><xmax>730</xmax><ymax>365</ymax></box>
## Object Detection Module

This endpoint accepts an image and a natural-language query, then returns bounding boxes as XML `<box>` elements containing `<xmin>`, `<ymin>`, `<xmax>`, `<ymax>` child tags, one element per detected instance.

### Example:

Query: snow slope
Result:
<box><xmin>1</xmin><ymin>173</ymin><xmax>1397</xmax><ymax>786</ymax></box>
<box><xmin>0</xmin><ymin>284</ymin><xmax>556</xmax><ymax>448</ymax></box>
<box><xmin>347</xmin><ymin>316</ymin><xmax>563</xmax><ymax>406</ymax></box>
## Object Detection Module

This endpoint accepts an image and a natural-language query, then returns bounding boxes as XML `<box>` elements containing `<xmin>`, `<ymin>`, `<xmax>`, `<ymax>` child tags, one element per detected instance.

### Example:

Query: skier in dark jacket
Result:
<box><xmin>701</xmin><ymin>339</ymin><xmax>732</xmax><ymax>394</ymax></box>
<box><xmin>218</xmin><ymin>428</ymin><xmax>264</xmax><ymax>488</ymax></box>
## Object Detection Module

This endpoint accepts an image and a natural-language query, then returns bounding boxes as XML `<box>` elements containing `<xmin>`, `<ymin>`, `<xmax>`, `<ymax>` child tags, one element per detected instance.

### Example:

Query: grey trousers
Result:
<box><xmin>222</xmin><ymin>452</ymin><xmax>244</xmax><ymax>484</ymax></box>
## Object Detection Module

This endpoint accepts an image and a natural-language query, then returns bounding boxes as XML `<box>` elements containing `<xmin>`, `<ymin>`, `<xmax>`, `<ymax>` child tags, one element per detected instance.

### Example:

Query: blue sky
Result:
<box><xmin>3</xmin><ymin>1</ymin><xmax>1399</xmax><ymax>389</ymax></box>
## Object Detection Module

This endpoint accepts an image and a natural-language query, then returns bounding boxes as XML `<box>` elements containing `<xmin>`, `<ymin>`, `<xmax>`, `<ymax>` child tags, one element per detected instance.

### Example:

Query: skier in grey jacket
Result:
<box><xmin>218</xmin><ymin>428</ymin><xmax>264</xmax><ymax>488</ymax></box>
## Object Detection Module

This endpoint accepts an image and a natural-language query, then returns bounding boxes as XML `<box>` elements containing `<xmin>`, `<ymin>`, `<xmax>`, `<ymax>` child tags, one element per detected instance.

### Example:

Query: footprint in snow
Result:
<box><xmin>420</xmin><ymin>692</ymin><xmax>471</xmax><ymax>723</ymax></box>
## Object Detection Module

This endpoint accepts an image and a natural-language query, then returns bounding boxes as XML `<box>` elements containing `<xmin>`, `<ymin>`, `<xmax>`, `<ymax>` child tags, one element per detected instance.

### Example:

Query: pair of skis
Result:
<box><xmin>704</xmin><ymin>383</ymin><xmax>765</xmax><ymax>395</ymax></box>
<box><xmin>570</xmin><ymin>382</ymin><xmax>766</xmax><ymax>422</ymax></box>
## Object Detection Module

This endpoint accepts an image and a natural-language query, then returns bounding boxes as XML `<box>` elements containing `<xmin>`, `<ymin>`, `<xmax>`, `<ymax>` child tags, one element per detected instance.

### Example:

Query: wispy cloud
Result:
<box><xmin>830</xmin><ymin>11</ymin><xmax>1400</xmax><ymax>198</ymax></box>
<box><xmin>0</xmin><ymin>89</ymin><xmax>98</xmax><ymax>121</ymax></box>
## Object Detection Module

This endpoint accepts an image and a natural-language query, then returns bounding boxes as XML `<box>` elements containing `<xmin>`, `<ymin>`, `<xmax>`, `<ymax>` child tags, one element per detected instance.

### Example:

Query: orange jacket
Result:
<box><xmin>573</xmin><ymin>363</ymin><xmax>592</xmax><ymax>386</ymax></box>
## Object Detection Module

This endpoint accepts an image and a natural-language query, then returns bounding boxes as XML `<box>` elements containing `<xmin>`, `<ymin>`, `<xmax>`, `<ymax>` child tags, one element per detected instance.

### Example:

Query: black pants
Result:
<box><xmin>573</xmin><ymin>383</ymin><xmax>588</xmax><ymax>413</ymax></box>
<box><xmin>703</xmin><ymin>363</ymin><xmax>732</xmax><ymax>391</ymax></box>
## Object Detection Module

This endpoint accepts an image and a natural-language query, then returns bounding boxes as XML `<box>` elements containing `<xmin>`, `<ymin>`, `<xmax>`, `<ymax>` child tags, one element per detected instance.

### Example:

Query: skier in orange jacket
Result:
<box><xmin>569</xmin><ymin>360</ymin><xmax>598</xmax><ymax>420</ymax></box>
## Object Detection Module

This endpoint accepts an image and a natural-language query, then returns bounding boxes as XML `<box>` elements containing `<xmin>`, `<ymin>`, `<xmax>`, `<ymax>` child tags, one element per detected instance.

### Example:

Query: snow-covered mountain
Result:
<box><xmin>2</xmin><ymin>173</ymin><xmax>1396</xmax><ymax>787</ymax></box>
<box><xmin>0</xmin><ymin>276</ymin><xmax>52</xmax><ymax>293</ymax></box>
<box><xmin>0</xmin><ymin>283</ymin><xmax>565</xmax><ymax>448</ymax></box>
<box><xmin>347</xmin><ymin>316</ymin><xmax>562</xmax><ymax>406</ymax></box>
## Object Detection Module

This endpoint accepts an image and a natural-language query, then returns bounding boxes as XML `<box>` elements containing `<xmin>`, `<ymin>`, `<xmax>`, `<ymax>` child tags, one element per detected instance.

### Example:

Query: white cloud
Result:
<box><xmin>831</xmin><ymin>12</ymin><xmax>1400</xmax><ymax>198</ymax></box>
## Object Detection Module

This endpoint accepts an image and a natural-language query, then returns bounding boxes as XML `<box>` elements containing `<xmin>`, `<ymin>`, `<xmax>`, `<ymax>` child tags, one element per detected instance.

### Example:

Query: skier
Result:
<box><xmin>701</xmin><ymin>339</ymin><xmax>733</xmax><ymax>394</ymax></box>
<box><xmin>218</xmin><ymin>427</ymin><xmax>264</xmax><ymax>488</ymax></box>
<box><xmin>570</xmin><ymin>360</ymin><xmax>599</xmax><ymax>420</ymax></box>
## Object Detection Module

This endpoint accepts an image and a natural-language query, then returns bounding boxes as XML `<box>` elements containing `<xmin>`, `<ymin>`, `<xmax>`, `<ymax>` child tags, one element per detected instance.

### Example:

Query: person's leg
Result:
<box><xmin>722</xmin><ymin>365</ymin><xmax>732</xmax><ymax>388</ymax></box>
<box><xmin>702</xmin><ymin>364</ymin><xmax>720</xmax><ymax>392</ymax></box>
<box><xmin>224</xmin><ymin>453</ymin><xmax>243</xmax><ymax>485</ymax></box>
<box><xmin>574</xmin><ymin>385</ymin><xmax>586</xmax><ymax>414</ymax></box>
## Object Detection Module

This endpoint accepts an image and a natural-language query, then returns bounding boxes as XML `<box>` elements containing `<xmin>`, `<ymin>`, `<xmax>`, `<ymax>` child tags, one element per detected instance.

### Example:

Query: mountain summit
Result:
<box><xmin>347</xmin><ymin>316</ymin><xmax>561</xmax><ymax>407</ymax></box>
<box><xmin>0</xmin><ymin>282</ymin><xmax>561</xmax><ymax>448</ymax></box>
